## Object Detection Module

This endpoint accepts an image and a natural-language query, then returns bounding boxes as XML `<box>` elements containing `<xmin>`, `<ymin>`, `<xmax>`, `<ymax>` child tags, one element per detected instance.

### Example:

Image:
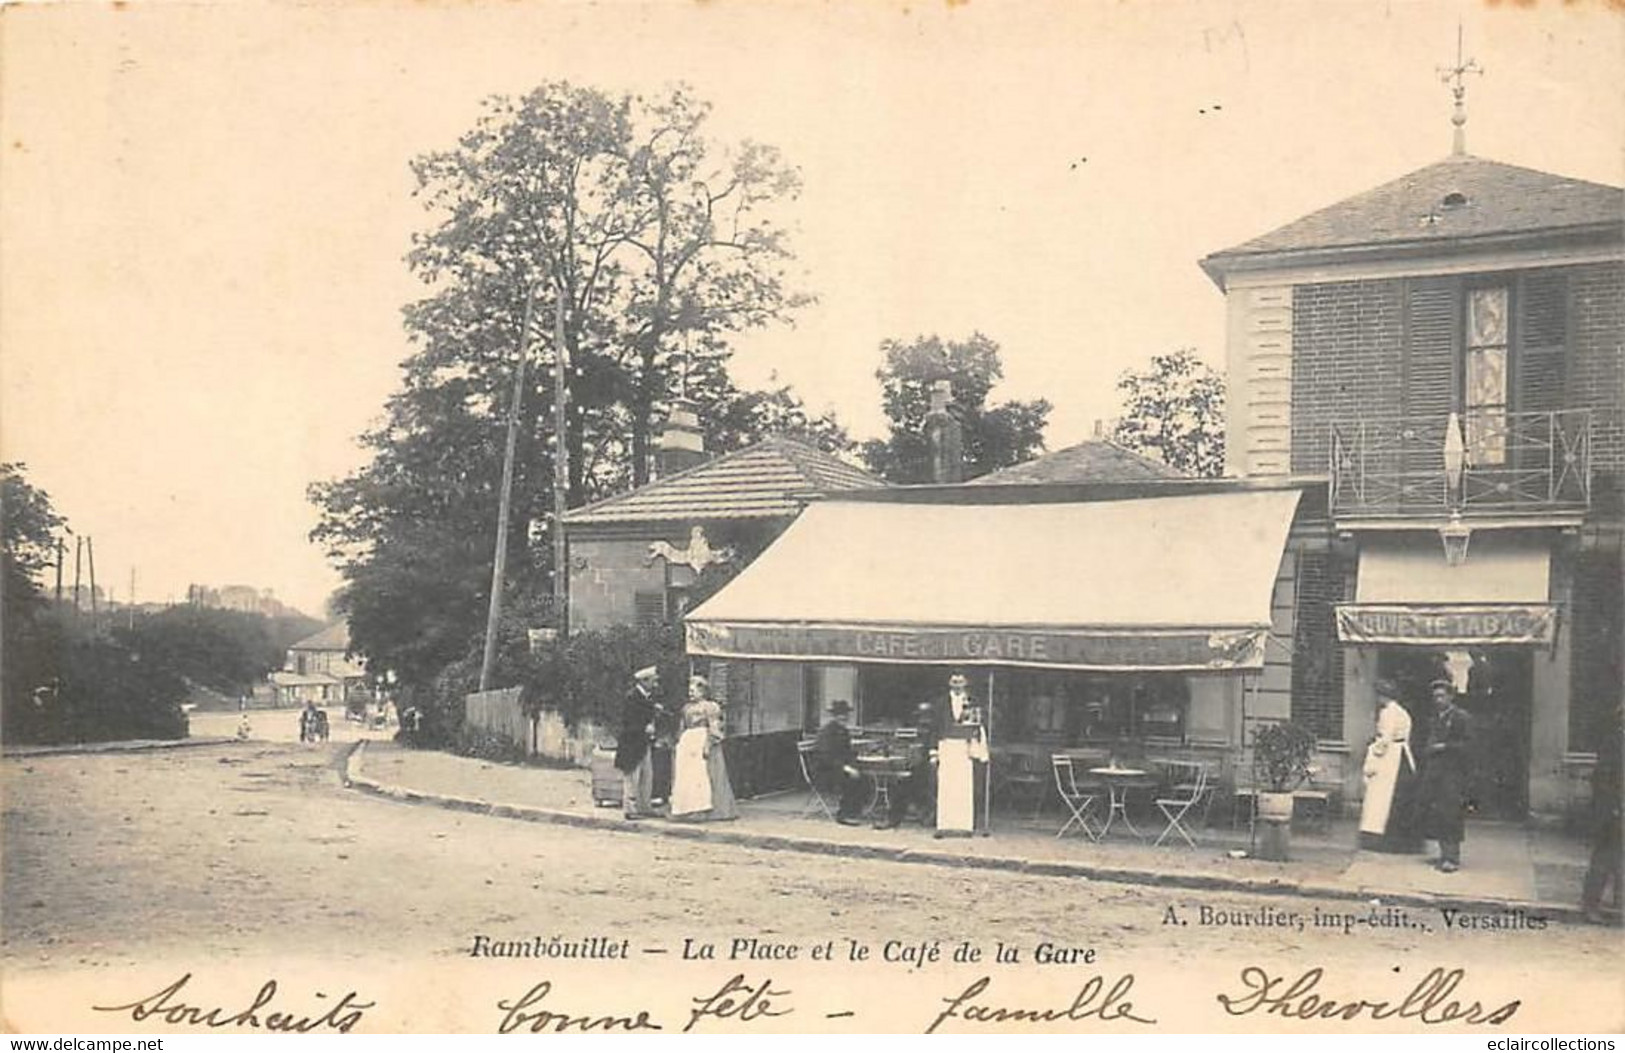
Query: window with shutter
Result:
<box><xmin>632</xmin><ymin>590</ymin><xmax>666</xmax><ymax>629</ymax></box>
<box><xmin>1516</xmin><ymin>271</ymin><xmax>1568</xmax><ymax>413</ymax></box>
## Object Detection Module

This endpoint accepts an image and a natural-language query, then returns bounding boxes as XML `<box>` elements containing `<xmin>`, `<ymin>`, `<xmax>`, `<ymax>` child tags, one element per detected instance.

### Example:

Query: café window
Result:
<box><xmin>1071</xmin><ymin>674</ymin><xmax>1189</xmax><ymax>743</ymax></box>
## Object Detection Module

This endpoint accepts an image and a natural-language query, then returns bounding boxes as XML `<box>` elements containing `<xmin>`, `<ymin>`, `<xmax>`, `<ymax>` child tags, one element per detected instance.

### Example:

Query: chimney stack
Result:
<box><xmin>923</xmin><ymin>378</ymin><xmax>964</xmax><ymax>484</ymax></box>
<box><xmin>657</xmin><ymin>398</ymin><xmax>706</xmax><ymax>478</ymax></box>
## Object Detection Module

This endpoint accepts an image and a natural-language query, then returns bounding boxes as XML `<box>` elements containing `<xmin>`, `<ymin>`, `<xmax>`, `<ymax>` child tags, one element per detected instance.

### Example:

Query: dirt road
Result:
<box><xmin>3</xmin><ymin>740</ymin><xmax>1619</xmax><ymax>1032</ymax></box>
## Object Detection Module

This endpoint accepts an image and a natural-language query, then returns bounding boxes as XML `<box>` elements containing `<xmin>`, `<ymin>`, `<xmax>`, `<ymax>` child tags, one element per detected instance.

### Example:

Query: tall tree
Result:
<box><xmin>311</xmin><ymin>82</ymin><xmax>814</xmax><ymax>688</ymax></box>
<box><xmin>859</xmin><ymin>334</ymin><xmax>1051</xmax><ymax>483</ymax></box>
<box><xmin>1110</xmin><ymin>348</ymin><xmax>1226</xmax><ymax>478</ymax></box>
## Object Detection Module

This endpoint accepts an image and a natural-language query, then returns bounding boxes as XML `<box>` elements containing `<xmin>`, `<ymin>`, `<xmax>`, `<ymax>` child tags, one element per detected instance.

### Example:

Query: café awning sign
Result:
<box><xmin>685</xmin><ymin>489</ymin><xmax>1303</xmax><ymax>672</ymax></box>
<box><xmin>1334</xmin><ymin>604</ymin><xmax>1557</xmax><ymax>647</ymax></box>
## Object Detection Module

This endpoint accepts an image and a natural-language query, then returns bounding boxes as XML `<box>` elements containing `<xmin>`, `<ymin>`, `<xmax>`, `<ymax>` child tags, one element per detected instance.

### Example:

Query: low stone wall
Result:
<box><xmin>534</xmin><ymin>709</ymin><xmax>609</xmax><ymax>768</ymax></box>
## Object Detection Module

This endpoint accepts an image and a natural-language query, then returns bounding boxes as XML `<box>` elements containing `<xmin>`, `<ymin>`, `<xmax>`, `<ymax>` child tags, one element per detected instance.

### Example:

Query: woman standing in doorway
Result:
<box><xmin>670</xmin><ymin>676</ymin><xmax>738</xmax><ymax>822</ymax></box>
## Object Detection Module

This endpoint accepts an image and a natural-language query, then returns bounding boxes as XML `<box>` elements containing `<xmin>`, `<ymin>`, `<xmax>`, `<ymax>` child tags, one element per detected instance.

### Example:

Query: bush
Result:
<box><xmin>518</xmin><ymin>623</ymin><xmax>685</xmax><ymax>728</ymax></box>
<box><xmin>3</xmin><ymin>611</ymin><xmax>188</xmax><ymax>745</ymax></box>
<box><xmin>1252</xmin><ymin>720</ymin><xmax>1317</xmax><ymax>792</ymax></box>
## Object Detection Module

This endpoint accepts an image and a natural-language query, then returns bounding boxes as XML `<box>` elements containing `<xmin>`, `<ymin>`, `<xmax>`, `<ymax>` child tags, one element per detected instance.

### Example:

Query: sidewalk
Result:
<box><xmin>348</xmin><ymin>740</ymin><xmax>1597</xmax><ymax>919</ymax></box>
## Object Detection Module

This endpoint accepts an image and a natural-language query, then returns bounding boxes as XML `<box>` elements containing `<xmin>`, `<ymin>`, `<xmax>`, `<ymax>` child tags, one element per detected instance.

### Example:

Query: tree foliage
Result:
<box><xmin>1109</xmin><ymin>348</ymin><xmax>1226</xmax><ymax>478</ymax></box>
<box><xmin>858</xmin><ymin>334</ymin><xmax>1051</xmax><ymax>483</ymax></box>
<box><xmin>119</xmin><ymin>606</ymin><xmax>321</xmax><ymax>696</ymax></box>
<box><xmin>311</xmin><ymin>82</ymin><xmax>827</xmax><ymax>691</ymax></box>
<box><xmin>1</xmin><ymin>465</ymin><xmax>187</xmax><ymax>744</ymax></box>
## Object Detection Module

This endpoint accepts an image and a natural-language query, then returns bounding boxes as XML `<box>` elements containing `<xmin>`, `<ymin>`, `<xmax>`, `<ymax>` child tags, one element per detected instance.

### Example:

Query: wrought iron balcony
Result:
<box><xmin>1329</xmin><ymin>409</ymin><xmax>1591</xmax><ymax>519</ymax></box>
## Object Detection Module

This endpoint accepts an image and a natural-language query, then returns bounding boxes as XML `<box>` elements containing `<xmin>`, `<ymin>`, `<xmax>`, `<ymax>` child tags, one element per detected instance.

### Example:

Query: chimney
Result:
<box><xmin>657</xmin><ymin>398</ymin><xmax>706</xmax><ymax>478</ymax></box>
<box><xmin>923</xmin><ymin>378</ymin><xmax>964</xmax><ymax>484</ymax></box>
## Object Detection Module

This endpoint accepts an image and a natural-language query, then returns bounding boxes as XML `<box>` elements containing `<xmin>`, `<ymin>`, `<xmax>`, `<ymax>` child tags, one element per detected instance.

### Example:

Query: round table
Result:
<box><xmin>1089</xmin><ymin>767</ymin><xmax>1155</xmax><ymax>839</ymax></box>
<box><xmin>855</xmin><ymin>755</ymin><xmax>911</xmax><ymax>821</ymax></box>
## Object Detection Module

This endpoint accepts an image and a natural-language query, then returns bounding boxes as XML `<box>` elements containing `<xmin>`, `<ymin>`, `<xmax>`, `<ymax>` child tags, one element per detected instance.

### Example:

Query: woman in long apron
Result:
<box><xmin>670</xmin><ymin>676</ymin><xmax>738</xmax><ymax>822</ymax></box>
<box><xmin>1358</xmin><ymin>680</ymin><xmax>1421</xmax><ymax>852</ymax></box>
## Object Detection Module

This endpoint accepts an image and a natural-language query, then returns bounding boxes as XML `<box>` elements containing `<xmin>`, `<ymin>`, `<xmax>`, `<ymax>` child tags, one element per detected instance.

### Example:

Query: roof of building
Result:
<box><xmin>564</xmin><ymin>436</ymin><xmax>887</xmax><ymax>526</ymax></box>
<box><xmin>1203</xmin><ymin>154</ymin><xmax>1623</xmax><ymax>280</ymax></box>
<box><xmin>289</xmin><ymin>622</ymin><xmax>350</xmax><ymax>652</ymax></box>
<box><xmin>967</xmin><ymin>440</ymin><xmax>1188</xmax><ymax>486</ymax></box>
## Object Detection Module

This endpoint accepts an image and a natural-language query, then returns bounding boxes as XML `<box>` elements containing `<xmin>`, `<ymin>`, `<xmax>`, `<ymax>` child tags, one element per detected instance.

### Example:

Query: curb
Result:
<box><xmin>3</xmin><ymin>736</ymin><xmax>237</xmax><ymax>758</ymax></box>
<box><xmin>341</xmin><ymin>741</ymin><xmax>1595</xmax><ymax>925</ymax></box>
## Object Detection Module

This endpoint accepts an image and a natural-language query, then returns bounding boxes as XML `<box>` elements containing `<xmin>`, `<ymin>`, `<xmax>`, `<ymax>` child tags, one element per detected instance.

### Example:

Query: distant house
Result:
<box><xmin>270</xmin><ymin>622</ymin><xmax>367</xmax><ymax>706</ymax></box>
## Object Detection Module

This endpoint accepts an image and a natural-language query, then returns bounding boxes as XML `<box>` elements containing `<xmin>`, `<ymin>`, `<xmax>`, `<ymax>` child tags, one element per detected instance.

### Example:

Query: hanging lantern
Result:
<box><xmin>1440</xmin><ymin>513</ymin><xmax>1471</xmax><ymax>567</ymax></box>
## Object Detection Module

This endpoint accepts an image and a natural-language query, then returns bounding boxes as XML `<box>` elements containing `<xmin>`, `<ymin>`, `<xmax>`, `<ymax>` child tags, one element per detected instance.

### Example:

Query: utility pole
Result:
<box><xmin>73</xmin><ymin>537</ymin><xmax>83</xmax><ymax>612</ymax></box>
<box><xmin>87</xmin><ymin>536</ymin><xmax>98</xmax><ymax>616</ymax></box>
<box><xmin>54</xmin><ymin>539</ymin><xmax>63</xmax><ymax>603</ymax></box>
<box><xmin>551</xmin><ymin>281</ymin><xmax>569</xmax><ymax>628</ymax></box>
<box><xmin>478</xmin><ymin>283</ymin><xmax>538</xmax><ymax>693</ymax></box>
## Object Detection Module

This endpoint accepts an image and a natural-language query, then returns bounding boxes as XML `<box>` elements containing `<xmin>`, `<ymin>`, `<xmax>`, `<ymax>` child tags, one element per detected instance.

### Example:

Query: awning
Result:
<box><xmin>685</xmin><ymin>488</ymin><xmax>1303</xmax><ymax>672</ymax></box>
<box><xmin>1338</xmin><ymin>534</ymin><xmax>1556</xmax><ymax>646</ymax></box>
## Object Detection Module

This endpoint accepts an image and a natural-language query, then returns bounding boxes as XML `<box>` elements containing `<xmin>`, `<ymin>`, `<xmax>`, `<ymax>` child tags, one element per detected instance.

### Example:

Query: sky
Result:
<box><xmin>1</xmin><ymin>0</ymin><xmax>1621</xmax><ymax>617</ymax></box>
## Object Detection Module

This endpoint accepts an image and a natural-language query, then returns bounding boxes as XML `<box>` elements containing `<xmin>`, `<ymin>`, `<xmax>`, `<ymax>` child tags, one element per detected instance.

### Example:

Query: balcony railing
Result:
<box><xmin>1329</xmin><ymin>409</ymin><xmax>1591</xmax><ymax>518</ymax></box>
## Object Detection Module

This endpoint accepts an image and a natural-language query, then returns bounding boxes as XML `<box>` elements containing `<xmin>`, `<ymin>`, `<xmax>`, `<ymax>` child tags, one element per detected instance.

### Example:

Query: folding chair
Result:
<box><xmin>797</xmin><ymin>739</ymin><xmax>837</xmax><ymax>821</ymax></box>
<box><xmin>1154</xmin><ymin>762</ymin><xmax>1210</xmax><ymax>848</ymax></box>
<box><xmin>1052</xmin><ymin>755</ymin><xmax>1102</xmax><ymax>840</ymax></box>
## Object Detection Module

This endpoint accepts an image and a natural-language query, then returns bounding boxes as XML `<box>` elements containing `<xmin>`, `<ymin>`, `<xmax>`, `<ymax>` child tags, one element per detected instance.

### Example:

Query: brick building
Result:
<box><xmin>1202</xmin><ymin>148</ymin><xmax>1624</xmax><ymax>819</ymax></box>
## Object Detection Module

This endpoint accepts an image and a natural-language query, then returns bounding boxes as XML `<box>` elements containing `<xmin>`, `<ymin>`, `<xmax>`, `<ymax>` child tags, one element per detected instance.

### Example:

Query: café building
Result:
<box><xmin>685</xmin><ymin>479</ymin><xmax>1326</xmax><ymax>802</ymax></box>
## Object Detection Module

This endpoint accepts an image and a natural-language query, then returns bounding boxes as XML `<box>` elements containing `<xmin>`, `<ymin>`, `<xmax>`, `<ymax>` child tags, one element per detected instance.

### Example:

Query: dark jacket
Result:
<box><xmin>813</xmin><ymin>719</ymin><xmax>855</xmax><ymax>782</ymax></box>
<box><xmin>614</xmin><ymin>686</ymin><xmax>662</xmax><ymax>774</ymax></box>
<box><xmin>1422</xmin><ymin>702</ymin><xmax>1472</xmax><ymax>841</ymax></box>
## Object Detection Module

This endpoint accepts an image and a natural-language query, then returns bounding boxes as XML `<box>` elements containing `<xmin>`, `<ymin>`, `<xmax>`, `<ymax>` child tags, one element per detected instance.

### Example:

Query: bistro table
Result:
<box><xmin>854</xmin><ymin>754</ymin><xmax>911</xmax><ymax>821</ymax></box>
<box><xmin>1089</xmin><ymin>766</ymin><xmax>1156</xmax><ymax>840</ymax></box>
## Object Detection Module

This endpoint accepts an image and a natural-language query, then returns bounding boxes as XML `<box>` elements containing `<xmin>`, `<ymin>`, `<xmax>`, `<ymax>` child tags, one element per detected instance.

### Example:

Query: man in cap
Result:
<box><xmin>814</xmin><ymin>700</ymin><xmax>865</xmax><ymax>826</ymax></box>
<box><xmin>1419</xmin><ymin>677</ymin><xmax>1472</xmax><ymax>872</ymax></box>
<box><xmin>615</xmin><ymin>665</ymin><xmax>665</xmax><ymax>820</ymax></box>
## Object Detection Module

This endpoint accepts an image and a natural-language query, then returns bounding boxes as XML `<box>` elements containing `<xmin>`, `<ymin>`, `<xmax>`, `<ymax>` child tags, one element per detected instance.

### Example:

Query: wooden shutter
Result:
<box><xmin>633</xmin><ymin>590</ymin><xmax>666</xmax><ymax>629</ymax></box>
<box><xmin>1403</xmin><ymin>277</ymin><xmax>1459</xmax><ymax>422</ymax></box>
<box><xmin>1516</xmin><ymin>271</ymin><xmax>1568</xmax><ymax>413</ymax></box>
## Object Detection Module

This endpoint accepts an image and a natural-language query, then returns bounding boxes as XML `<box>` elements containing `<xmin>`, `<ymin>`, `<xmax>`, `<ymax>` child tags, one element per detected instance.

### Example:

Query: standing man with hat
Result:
<box><xmin>1419</xmin><ymin>677</ymin><xmax>1472</xmax><ymax>872</ymax></box>
<box><xmin>615</xmin><ymin>665</ymin><xmax>665</xmax><ymax>820</ymax></box>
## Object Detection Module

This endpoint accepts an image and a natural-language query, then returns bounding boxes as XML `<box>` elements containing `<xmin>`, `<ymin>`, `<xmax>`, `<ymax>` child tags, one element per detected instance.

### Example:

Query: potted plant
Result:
<box><xmin>1250</xmin><ymin>721</ymin><xmax>1317</xmax><ymax>860</ymax></box>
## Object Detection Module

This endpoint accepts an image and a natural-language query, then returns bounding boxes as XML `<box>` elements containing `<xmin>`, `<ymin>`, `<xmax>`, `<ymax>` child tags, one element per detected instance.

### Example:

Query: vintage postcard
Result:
<box><xmin>2</xmin><ymin>0</ymin><xmax>1621</xmax><ymax>1036</ymax></box>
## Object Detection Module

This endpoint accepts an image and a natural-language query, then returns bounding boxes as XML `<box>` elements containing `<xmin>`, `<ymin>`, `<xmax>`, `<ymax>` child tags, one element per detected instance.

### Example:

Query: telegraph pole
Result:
<box><xmin>73</xmin><ymin>537</ymin><xmax>83</xmax><ymax>612</ymax></box>
<box><xmin>478</xmin><ymin>283</ymin><xmax>538</xmax><ymax>693</ymax></box>
<box><xmin>551</xmin><ymin>281</ymin><xmax>569</xmax><ymax>627</ymax></box>
<box><xmin>54</xmin><ymin>539</ymin><xmax>64</xmax><ymax>603</ymax></box>
<box><xmin>87</xmin><ymin>536</ymin><xmax>98</xmax><ymax>616</ymax></box>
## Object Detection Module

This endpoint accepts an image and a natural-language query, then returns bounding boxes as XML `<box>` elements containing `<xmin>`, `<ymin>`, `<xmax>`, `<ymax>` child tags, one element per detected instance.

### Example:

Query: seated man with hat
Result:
<box><xmin>814</xmin><ymin>700</ymin><xmax>866</xmax><ymax>826</ymax></box>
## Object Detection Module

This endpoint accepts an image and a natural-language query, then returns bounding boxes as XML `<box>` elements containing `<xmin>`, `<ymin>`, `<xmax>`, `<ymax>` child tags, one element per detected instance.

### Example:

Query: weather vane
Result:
<box><xmin>1438</xmin><ymin>23</ymin><xmax>1483</xmax><ymax>156</ymax></box>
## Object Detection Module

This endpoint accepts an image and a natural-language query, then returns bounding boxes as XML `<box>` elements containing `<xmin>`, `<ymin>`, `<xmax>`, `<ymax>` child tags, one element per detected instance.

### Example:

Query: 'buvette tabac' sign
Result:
<box><xmin>1334</xmin><ymin>604</ymin><xmax>1557</xmax><ymax>647</ymax></box>
<box><xmin>684</xmin><ymin>622</ymin><xmax>1268</xmax><ymax>671</ymax></box>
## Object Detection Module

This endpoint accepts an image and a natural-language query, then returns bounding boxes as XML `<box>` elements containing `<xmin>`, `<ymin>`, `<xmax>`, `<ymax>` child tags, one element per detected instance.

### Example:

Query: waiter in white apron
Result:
<box><xmin>935</xmin><ymin>671</ymin><xmax>990</xmax><ymax>837</ymax></box>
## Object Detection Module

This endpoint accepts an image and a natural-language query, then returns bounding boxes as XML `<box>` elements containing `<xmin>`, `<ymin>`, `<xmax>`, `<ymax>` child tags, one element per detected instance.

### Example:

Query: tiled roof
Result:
<box><xmin>967</xmin><ymin>440</ymin><xmax>1188</xmax><ymax>486</ymax></box>
<box><xmin>289</xmin><ymin>622</ymin><xmax>350</xmax><ymax>652</ymax></box>
<box><xmin>563</xmin><ymin>437</ymin><xmax>887</xmax><ymax>525</ymax></box>
<box><xmin>1204</xmin><ymin>155</ymin><xmax>1623</xmax><ymax>273</ymax></box>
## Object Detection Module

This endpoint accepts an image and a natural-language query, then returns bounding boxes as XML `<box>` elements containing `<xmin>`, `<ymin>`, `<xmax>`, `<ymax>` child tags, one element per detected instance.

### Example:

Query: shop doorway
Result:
<box><xmin>1376</xmin><ymin>649</ymin><xmax>1532</xmax><ymax>820</ymax></box>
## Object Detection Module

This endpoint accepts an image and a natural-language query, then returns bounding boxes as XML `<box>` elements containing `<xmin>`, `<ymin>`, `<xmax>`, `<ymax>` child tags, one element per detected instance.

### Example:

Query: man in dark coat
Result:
<box><xmin>1420</xmin><ymin>678</ymin><xmax>1472</xmax><ymax>872</ymax></box>
<box><xmin>615</xmin><ymin>666</ymin><xmax>664</xmax><ymax>820</ymax></box>
<box><xmin>1581</xmin><ymin>704</ymin><xmax>1622</xmax><ymax>924</ymax></box>
<box><xmin>814</xmin><ymin>700</ymin><xmax>866</xmax><ymax>826</ymax></box>
<box><xmin>879</xmin><ymin>701</ymin><xmax>938</xmax><ymax>829</ymax></box>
